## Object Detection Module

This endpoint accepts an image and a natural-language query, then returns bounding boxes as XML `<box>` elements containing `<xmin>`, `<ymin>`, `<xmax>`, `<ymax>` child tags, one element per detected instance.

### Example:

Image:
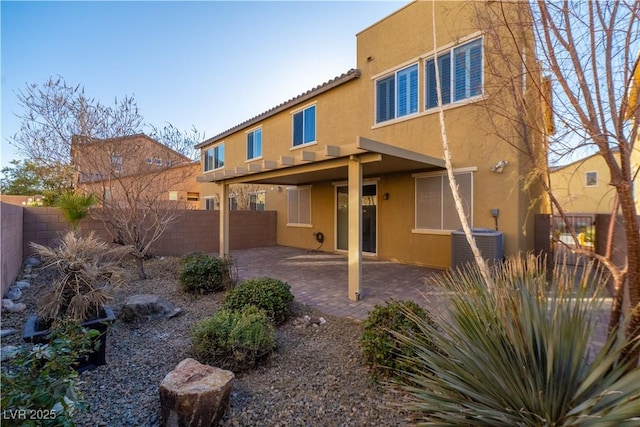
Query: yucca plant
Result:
<box><xmin>393</xmin><ymin>255</ymin><xmax>640</xmax><ymax>426</ymax></box>
<box><xmin>54</xmin><ymin>191</ymin><xmax>96</xmax><ymax>230</ymax></box>
<box><xmin>30</xmin><ymin>231</ymin><xmax>132</xmax><ymax>322</ymax></box>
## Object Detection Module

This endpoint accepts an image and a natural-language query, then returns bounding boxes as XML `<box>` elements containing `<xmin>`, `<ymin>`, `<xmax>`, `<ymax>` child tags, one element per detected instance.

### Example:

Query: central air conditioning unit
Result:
<box><xmin>451</xmin><ymin>228</ymin><xmax>504</xmax><ymax>271</ymax></box>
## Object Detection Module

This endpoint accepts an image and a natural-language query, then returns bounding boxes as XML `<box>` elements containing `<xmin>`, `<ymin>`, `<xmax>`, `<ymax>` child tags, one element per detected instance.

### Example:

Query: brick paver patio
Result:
<box><xmin>230</xmin><ymin>246</ymin><xmax>612</xmax><ymax>357</ymax></box>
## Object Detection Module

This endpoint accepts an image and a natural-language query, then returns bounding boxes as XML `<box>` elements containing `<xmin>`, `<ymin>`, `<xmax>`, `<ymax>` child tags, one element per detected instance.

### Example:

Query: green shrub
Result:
<box><xmin>1</xmin><ymin>320</ymin><xmax>96</xmax><ymax>426</ymax></box>
<box><xmin>190</xmin><ymin>306</ymin><xmax>276</xmax><ymax>371</ymax></box>
<box><xmin>222</xmin><ymin>277</ymin><xmax>293</xmax><ymax>324</ymax></box>
<box><xmin>179</xmin><ymin>253</ymin><xmax>234</xmax><ymax>294</ymax></box>
<box><xmin>393</xmin><ymin>256</ymin><xmax>640</xmax><ymax>425</ymax></box>
<box><xmin>360</xmin><ymin>299</ymin><xmax>438</xmax><ymax>381</ymax></box>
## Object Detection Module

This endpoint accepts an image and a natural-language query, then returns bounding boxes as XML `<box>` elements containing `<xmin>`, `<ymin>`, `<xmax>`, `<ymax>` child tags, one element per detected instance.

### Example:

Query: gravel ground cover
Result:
<box><xmin>1</xmin><ymin>256</ymin><xmax>411</xmax><ymax>426</ymax></box>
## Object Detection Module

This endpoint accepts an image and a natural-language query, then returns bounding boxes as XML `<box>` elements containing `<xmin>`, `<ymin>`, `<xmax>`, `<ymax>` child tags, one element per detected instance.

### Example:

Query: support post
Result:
<box><xmin>219</xmin><ymin>183</ymin><xmax>229</xmax><ymax>257</ymax></box>
<box><xmin>348</xmin><ymin>155</ymin><xmax>362</xmax><ymax>301</ymax></box>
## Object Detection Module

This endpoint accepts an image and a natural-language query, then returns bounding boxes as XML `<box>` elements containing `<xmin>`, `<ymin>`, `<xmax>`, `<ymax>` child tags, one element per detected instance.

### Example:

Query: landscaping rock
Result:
<box><xmin>121</xmin><ymin>294</ymin><xmax>183</xmax><ymax>322</ymax></box>
<box><xmin>1</xmin><ymin>345</ymin><xmax>20</xmax><ymax>362</ymax></box>
<box><xmin>24</xmin><ymin>257</ymin><xmax>41</xmax><ymax>267</ymax></box>
<box><xmin>1</xmin><ymin>329</ymin><xmax>18</xmax><ymax>338</ymax></box>
<box><xmin>6</xmin><ymin>287</ymin><xmax>22</xmax><ymax>301</ymax></box>
<box><xmin>160</xmin><ymin>358</ymin><xmax>234</xmax><ymax>427</ymax></box>
<box><xmin>2</xmin><ymin>299</ymin><xmax>26</xmax><ymax>313</ymax></box>
<box><xmin>13</xmin><ymin>280</ymin><xmax>31</xmax><ymax>290</ymax></box>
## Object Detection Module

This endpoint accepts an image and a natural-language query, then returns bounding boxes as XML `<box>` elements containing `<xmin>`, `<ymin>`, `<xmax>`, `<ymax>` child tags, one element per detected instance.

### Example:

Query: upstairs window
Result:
<box><xmin>247</xmin><ymin>128</ymin><xmax>262</xmax><ymax>160</ymax></box>
<box><xmin>426</xmin><ymin>38</ymin><xmax>483</xmax><ymax>109</ymax></box>
<box><xmin>376</xmin><ymin>63</ymin><xmax>418</xmax><ymax>123</ymax></box>
<box><xmin>293</xmin><ymin>105</ymin><xmax>316</xmax><ymax>147</ymax></box>
<box><xmin>585</xmin><ymin>171</ymin><xmax>598</xmax><ymax>187</ymax></box>
<box><xmin>249</xmin><ymin>191</ymin><xmax>266</xmax><ymax>211</ymax></box>
<box><xmin>204</xmin><ymin>144</ymin><xmax>224</xmax><ymax>171</ymax></box>
<box><xmin>110</xmin><ymin>154</ymin><xmax>123</xmax><ymax>172</ymax></box>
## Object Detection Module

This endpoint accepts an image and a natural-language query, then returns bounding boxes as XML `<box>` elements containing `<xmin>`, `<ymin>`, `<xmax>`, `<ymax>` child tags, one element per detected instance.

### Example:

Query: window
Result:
<box><xmin>146</xmin><ymin>157</ymin><xmax>153</xmax><ymax>164</ymax></box>
<box><xmin>247</xmin><ymin>128</ymin><xmax>262</xmax><ymax>160</ymax></box>
<box><xmin>204</xmin><ymin>197</ymin><xmax>218</xmax><ymax>210</ymax></box>
<box><xmin>585</xmin><ymin>171</ymin><xmax>598</xmax><ymax>187</ymax></box>
<box><xmin>287</xmin><ymin>187</ymin><xmax>311</xmax><ymax>225</ymax></box>
<box><xmin>249</xmin><ymin>191</ymin><xmax>266</xmax><ymax>211</ymax></box>
<box><xmin>415</xmin><ymin>171</ymin><xmax>473</xmax><ymax>231</ymax></box>
<box><xmin>110</xmin><ymin>154</ymin><xmax>123</xmax><ymax>172</ymax></box>
<box><xmin>169</xmin><ymin>191</ymin><xmax>178</xmax><ymax>201</ymax></box>
<box><xmin>155</xmin><ymin>158</ymin><xmax>162</xmax><ymax>166</ymax></box>
<box><xmin>426</xmin><ymin>38</ymin><xmax>482</xmax><ymax>109</ymax></box>
<box><xmin>187</xmin><ymin>192</ymin><xmax>199</xmax><ymax>202</ymax></box>
<box><xmin>293</xmin><ymin>105</ymin><xmax>316</xmax><ymax>147</ymax></box>
<box><xmin>376</xmin><ymin>63</ymin><xmax>418</xmax><ymax>123</ymax></box>
<box><xmin>229</xmin><ymin>195</ymin><xmax>238</xmax><ymax>211</ymax></box>
<box><xmin>204</xmin><ymin>144</ymin><xmax>224</xmax><ymax>171</ymax></box>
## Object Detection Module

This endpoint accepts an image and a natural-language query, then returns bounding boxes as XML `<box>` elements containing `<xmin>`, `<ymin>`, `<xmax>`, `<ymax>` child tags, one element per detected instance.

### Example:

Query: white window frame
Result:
<box><xmin>204</xmin><ymin>143</ymin><xmax>224</xmax><ymax>172</ymax></box>
<box><xmin>204</xmin><ymin>196</ymin><xmax>218</xmax><ymax>210</ymax></box>
<box><xmin>425</xmin><ymin>37</ymin><xmax>483</xmax><ymax>110</ymax></box>
<box><xmin>246</xmin><ymin>127</ymin><xmax>263</xmax><ymax>161</ymax></box>
<box><xmin>585</xmin><ymin>171</ymin><xmax>598</xmax><ymax>187</ymax></box>
<box><xmin>412</xmin><ymin>168</ymin><xmax>475</xmax><ymax>234</ymax></box>
<box><xmin>291</xmin><ymin>103</ymin><xmax>317</xmax><ymax>149</ymax></box>
<box><xmin>287</xmin><ymin>186</ymin><xmax>312</xmax><ymax>227</ymax></box>
<box><xmin>375</xmin><ymin>62</ymin><xmax>419</xmax><ymax>124</ymax></box>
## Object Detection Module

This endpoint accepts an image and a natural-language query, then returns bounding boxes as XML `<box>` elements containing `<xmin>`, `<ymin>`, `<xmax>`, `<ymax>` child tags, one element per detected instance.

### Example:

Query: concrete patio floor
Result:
<box><xmin>231</xmin><ymin>245</ymin><xmax>451</xmax><ymax>321</ymax></box>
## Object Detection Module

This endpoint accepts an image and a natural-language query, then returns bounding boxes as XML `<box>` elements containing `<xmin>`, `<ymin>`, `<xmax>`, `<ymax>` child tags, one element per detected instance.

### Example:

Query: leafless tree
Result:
<box><xmin>470</xmin><ymin>1</ymin><xmax>639</xmax><ymax>365</ymax></box>
<box><xmin>148</xmin><ymin>123</ymin><xmax>204</xmax><ymax>161</ymax></box>
<box><xmin>9</xmin><ymin>76</ymin><xmax>144</xmax><ymax>167</ymax></box>
<box><xmin>73</xmin><ymin>135</ymin><xmax>197</xmax><ymax>279</ymax></box>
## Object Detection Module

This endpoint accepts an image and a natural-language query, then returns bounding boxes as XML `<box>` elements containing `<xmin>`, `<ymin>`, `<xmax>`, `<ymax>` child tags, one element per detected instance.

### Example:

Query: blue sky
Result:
<box><xmin>1</xmin><ymin>0</ymin><xmax>407</xmax><ymax>169</ymax></box>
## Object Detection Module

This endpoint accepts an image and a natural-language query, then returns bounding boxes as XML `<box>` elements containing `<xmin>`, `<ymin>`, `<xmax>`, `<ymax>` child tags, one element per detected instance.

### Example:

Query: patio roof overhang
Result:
<box><xmin>196</xmin><ymin>137</ymin><xmax>446</xmax><ymax>186</ymax></box>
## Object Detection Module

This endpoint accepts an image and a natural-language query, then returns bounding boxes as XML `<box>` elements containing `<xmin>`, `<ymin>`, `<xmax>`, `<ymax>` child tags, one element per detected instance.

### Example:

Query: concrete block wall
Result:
<box><xmin>1</xmin><ymin>202</ymin><xmax>24</xmax><ymax>297</ymax></box>
<box><xmin>22</xmin><ymin>208</ymin><xmax>277</xmax><ymax>258</ymax></box>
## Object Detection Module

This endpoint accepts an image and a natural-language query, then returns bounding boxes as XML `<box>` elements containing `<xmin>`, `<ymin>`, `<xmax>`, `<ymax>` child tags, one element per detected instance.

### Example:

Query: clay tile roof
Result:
<box><xmin>195</xmin><ymin>68</ymin><xmax>361</xmax><ymax>149</ymax></box>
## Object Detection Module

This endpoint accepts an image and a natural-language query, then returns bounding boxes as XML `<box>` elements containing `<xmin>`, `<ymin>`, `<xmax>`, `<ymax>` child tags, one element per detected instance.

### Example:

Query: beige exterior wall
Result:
<box><xmin>1</xmin><ymin>201</ymin><xmax>24</xmax><ymax>296</ymax></box>
<box><xmin>197</xmin><ymin>1</ymin><xmax>545</xmax><ymax>269</ymax></box>
<box><xmin>550</xmin><ymin>153</ymin><xmax>621</xmax><ymax>214</ymax></box>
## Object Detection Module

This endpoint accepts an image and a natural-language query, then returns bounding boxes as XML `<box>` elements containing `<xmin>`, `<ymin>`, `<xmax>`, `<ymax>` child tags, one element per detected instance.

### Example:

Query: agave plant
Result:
<box><xmin>393</xmin><ymin>255</ymin><xmax>640</xmax><ymax>426</ymax></box>
<box><xmin>30</xmin><ymin>231</ymin><xmax>132</xmax><ymax>322</ymax></box>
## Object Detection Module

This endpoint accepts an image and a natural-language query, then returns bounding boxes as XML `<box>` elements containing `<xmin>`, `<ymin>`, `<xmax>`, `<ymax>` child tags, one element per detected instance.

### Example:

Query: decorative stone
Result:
<box><xmin>1</xmin><ymin>329</ymin><xmax>18</xmax><ymax>338</ymax></box>
<box><xmin>6</xmin><ymin>287</ymin><xmax>22</xmax><ymax>301</ymax></box>
<box><xmin>24</xmin><ymin>257</ymin><xmax>41</xmax><ymax>267</ymax></box>
<box><xmin>1</xmin><ymin>345</ymin><xmax>20</xmax><ymax>362</ymax></box>
<box><xmin>13</xmin><ymin>281</ymin><xmax>31</xmax><ymax>290</ymax></box>
<box><xmin>121</xmin><ymin>294</ymin><xmax>183</xmax><ymax>322</ymax></box>
<box><xmin>160</xmin><ymin>358</ymin><xmax>234</xmax><ymax>427</ymax></box>
<box><xmin>2</xmin><ymin>299</ymin><xmax>26</xmax><ymax>312</ymax></box>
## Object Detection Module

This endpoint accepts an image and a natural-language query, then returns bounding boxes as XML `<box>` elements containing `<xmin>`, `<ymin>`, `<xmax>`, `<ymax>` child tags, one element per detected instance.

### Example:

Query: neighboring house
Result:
<box><xmin>196</xmin><ymin>1</ymin><xmax>548</xmax><ymax>300</ymax></box>
<box><xmin>71</xmin><ymin>134</ymin><xmax>201</xmax><ymax>208</ymax></box>
<box><xmin>549</xmin><ymin>151</ymin><xmax>623</xmax><ymax>214</ymax></box>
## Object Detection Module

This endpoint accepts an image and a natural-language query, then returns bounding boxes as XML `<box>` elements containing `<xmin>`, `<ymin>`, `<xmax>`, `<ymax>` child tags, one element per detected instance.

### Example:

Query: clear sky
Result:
<box><xmin>1</xmin><ymin>0</ymin><xmax>408</xmax><ymax>169</ymax></box>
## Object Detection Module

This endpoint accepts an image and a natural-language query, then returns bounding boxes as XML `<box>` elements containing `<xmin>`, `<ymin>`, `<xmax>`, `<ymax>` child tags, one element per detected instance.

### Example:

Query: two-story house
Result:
<box><xmin>72</xmin><ymin>134</ymin><xmax>201</xmax><ymax>208</ymax></box>
<box><xmin>196</xmin><ymin>1</ymin><xmax>547</xmax><ymax>300</ymax></box>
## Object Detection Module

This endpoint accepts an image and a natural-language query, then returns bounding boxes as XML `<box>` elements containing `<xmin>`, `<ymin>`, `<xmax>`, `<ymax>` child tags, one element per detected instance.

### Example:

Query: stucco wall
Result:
<box><xmin>1</xmin><ymin>202</ymin><xmax>24</xmax><ymax>297</ymax></box>
<box><xmin>22</xmin><ymin>207</ymin><xmax>276</xmax><ymax>257</ymax></box>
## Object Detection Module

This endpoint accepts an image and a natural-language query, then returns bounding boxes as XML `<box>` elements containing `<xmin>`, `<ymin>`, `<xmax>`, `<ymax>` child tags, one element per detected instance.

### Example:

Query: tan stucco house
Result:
<box><xmin>196</xmin><ymin>1</ymin><xmax>547</xmax><ymax>300</ymax></box>
<box><xmin>72</xmin><ymin>134</ymin><xmax>201</xmax><ymax>208</ymax></box>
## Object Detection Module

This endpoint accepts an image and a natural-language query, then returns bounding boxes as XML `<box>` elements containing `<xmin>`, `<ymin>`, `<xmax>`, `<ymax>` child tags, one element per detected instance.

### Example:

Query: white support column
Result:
<box><xmin>219</xmin><ymin>183</ymin><xmax>230</xmax><ymax>258</ymax></box>
<box><xmin>348</xmin><ymin>155</ymin><xmax>362</xmax><ymax>301</ymax></box>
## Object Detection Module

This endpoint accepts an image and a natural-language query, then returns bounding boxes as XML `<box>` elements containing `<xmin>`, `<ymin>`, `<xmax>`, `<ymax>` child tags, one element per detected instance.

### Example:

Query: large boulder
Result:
<box><xmin>160</xmin><ymin>358</ymin><xmax>234</xmax><ymax>427</ymax></box>
<box><xmin>121</xmin><ymin>294</ymin><xmax>182</xmax><ymax>322</ymax></box>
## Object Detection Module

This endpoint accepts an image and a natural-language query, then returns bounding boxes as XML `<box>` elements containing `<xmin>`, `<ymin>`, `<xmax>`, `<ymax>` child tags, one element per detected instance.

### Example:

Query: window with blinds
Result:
<box><xmin>287</xmin><ymin>186</ymin><xmax>311</xmax><ymax>226</ymax></box>
<box><xmin>376</xmin><ymin>63</ymin><xmax>418</xmax><ymax>123</ymax></box>
<box><xmin>426</xmin><ymin>38</ymin><xmax>483</xmax><ymax>110</ymax></box>
<box><xmin>415</xmin><ymin>171</ymin><xmax>473</xmax><ymax>231</ymax></box>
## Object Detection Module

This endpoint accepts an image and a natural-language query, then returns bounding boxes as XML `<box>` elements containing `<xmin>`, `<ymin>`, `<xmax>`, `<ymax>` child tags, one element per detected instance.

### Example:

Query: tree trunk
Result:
<box><xmin>135</xmin><ymin>256</ymin><xmax>147</xmax><ymax>280</ymax></box>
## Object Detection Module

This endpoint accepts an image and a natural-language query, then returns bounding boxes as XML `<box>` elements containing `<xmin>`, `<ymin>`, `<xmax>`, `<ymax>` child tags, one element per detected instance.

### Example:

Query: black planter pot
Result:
<box><xmin>23</xmin><ymin>306</ymin><xmax>116</xmax><ymax>372</ymax></box>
